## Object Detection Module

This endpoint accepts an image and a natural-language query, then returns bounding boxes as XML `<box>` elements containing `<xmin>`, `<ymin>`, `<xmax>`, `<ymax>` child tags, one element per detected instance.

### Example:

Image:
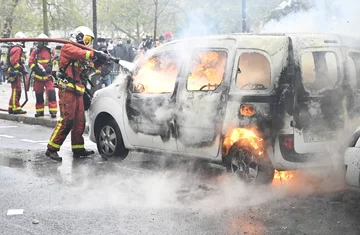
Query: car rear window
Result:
<box><xmin>133</xmin><ymin>52</ymin><xmax>179</xmax><ymax>93</ymax></box>
<box><xmin>186</xmin><ymin>51</ymin><xmax>227</xmax><ymax>91</ymax></box>
<box><xmin>236</xmin><ymin>52</ymin><xmax>271</xmax><ymax>90</ymax></box>
<box><xmin>301</xmin><ymin>51</ymin><xmax>338</xmax><ymax>91</ymax></box>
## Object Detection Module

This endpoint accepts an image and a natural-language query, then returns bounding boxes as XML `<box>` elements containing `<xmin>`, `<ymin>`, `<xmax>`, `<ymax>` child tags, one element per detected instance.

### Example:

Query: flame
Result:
<box><xmin>133</xmin><ymin>55</ymin><xmax>178</xmax><ymax>93</ymax></box>
<box><xmin>187</xmin><ymin>51</ymin><xmax>227</xmax><ymax>90</ymax></box>
<box><xmin>272</xmin><ymin>170</ymin><xmax>295</xmax><ymax>185</ymax></box>
<box><xmin>223</xmin><ymin>128</ymin><xmax>264</xmax><ymax>156</ymax></box>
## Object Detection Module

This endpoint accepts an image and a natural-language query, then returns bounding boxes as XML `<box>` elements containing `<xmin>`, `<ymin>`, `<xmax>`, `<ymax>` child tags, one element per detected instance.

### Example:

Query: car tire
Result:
<box><xmin>223</xmin><ymin>143</ymin><xmax>274</xmax><ymax>185</ymax></box>
<box><xmin>96</xmin><ymin>118</ymin><xmax>129</xmax><ymax>160</ymax></box>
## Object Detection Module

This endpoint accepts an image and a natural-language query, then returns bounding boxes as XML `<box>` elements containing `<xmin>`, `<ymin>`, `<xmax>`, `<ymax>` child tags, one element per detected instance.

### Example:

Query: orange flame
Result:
<box><xmin>223</xmin><ymin>128</ymin><xmax>264</xmax><ymax>156</ymax></box>
<box><xmin>133</xmin><ymin>55</ymin><xmax>178</xmax><ymax>93</ymax></box>
<box><xmin>272</xmin><ymin>170</ymin><xmax>295</xmax><ymax>185</ymax></box>
<box><xmin>187</xmin><ymin>51</ymin><xmax>227</xmax><ymax>90</ymax></box>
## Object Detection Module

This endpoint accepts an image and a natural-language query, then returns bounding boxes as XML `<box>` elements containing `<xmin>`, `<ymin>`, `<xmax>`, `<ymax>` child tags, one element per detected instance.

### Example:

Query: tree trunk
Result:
<box><xmin>92</xmin><ymin>0</ymin><xmax>98</xmax><ymax>48</ymax></box>
<box><xmin>42</xmin><ymin>0</ymin><xmax>49</xmax><ymax>36</ymax></box>
<box><xmin>2</xmin><ymin>0</ymin><xmax>20</xmax><ymax>38</ymax></box>
<box><xmin>153</xmin><ymin>0</ymin><xmax>158</xmax><ymax>42</ymax></box>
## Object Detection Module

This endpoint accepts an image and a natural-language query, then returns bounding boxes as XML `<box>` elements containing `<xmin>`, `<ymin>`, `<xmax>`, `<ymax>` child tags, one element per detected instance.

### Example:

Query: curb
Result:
<box><xmin>0</xmin><ymin>112</ymin><xmax>57</xmax><ymax>128</ymax></box>
<box><xmin>0</xmin><ymin>112</ymin><xmax>89</xmax><ymax>133</ymax></box>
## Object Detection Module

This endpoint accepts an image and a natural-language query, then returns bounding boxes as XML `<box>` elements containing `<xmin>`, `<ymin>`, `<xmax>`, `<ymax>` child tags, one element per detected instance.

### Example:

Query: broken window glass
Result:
<box><xmin>236</xmin><ymin>52</ymin><xmax>270</xmax><ymax>90</ymax></box>
<box><xmin>132</xmin><ymin>52</ymin><xmax>179</xmax><ymax>93</ymax></box>
<box><xmin>301</xmin><ymin>51</ymin><xmax>338</xmax><ymax>91</ymax></box>
<box><xmin>187</xmin><ymin>51</ymin><xmax>227</xmax><ymax>91</ymax></box>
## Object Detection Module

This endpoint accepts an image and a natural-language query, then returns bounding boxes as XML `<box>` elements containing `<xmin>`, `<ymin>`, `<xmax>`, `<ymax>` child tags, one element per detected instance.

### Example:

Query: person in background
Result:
<box><xmin>28</xmin><ymin>33</ymin><xmax>57</xmax><ymax>118</ymax></box>
<box><xmin>156</xmin><ymin>35</ymin><xmax>164</xmax><ymax>47</ymax></box>
<box><xmin>107</xmin><ymin>39</ymin><xmax>114</xmax><ymax>55</ymax></box>
<box><xmin>164</xmin><ymin>31</ymin><xmax>173</xmax><ymax>42</ymax></box>
<box><xmin>99</xmin><ymin>46</ymin><xmax>112</xmax><ymax>87</ymax></box>
<box><xmin>7</xmin><ymin>32</ymin><xmax>28</xmax><ymax>115</ymax></box>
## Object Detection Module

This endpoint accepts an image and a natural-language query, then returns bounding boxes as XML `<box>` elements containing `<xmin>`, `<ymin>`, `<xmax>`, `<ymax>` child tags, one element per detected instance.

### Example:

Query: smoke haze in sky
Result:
<box><xmin>263</xmin><ymin>0</ymin><xmax>360</xmax><ymax>36</ymax></box>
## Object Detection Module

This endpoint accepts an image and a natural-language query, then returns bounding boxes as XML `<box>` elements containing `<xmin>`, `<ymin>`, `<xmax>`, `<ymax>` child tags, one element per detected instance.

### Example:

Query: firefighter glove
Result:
<box><xmin>45</xmin><ymin>63</ymin><xmax>53</xmax><ymax>74</ymax></box>
<box><xmin>94</xmin><ymin>50</ymin><xmax>111</xmax><ymax>62</ymax></box>
<box><xmin>33</xmin><ymin>65</ymin><xmax>46</xmax><ymax>76</ymax></box>
<box><xmin>18</xmin><ymin>66</ymin><xmax>28</xmax><ymax>75</ymax></box>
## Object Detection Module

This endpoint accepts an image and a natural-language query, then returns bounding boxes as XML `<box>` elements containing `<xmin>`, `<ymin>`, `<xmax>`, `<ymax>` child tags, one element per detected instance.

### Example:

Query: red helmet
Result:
<box><xmin>164</xmin><ymin>31</ymin><xmax>173</xmax><ymax>39</ymax></box>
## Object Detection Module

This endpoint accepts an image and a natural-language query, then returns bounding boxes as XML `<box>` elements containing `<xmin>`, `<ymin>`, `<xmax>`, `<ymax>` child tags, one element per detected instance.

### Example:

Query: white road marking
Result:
<box><xmin>0</xmin><ymin>126</ymin><xmax>18</xmax><ymax>128</ymax></box>
<box><xmin>21</xmin><ymin>139</ymin><xmax>48</xmax><ymax>143</ymax></box>
<box><xmin>0</xmin><ymin>134</ymin><xmax>15</xmax><ymax>138</ymax></box>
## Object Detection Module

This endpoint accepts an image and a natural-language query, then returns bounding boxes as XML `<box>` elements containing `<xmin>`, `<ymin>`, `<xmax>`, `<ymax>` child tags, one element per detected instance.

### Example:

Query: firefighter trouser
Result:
<box><xmin>34</xmin><ymin>79</ymin><xmax>57</xmax><ymax>114</ymax></box>
<box><xmin>8</xmin><ymin>75</ymin><xmax>22</xmax><ymax>111</ymax></box>
<box><xmin>47</xmin><ymin>90</ymin><xmax>85</xmax><ymax>152</ymax></box>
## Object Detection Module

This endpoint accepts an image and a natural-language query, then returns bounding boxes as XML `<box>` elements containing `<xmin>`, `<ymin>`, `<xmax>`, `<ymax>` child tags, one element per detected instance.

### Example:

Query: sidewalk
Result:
<box><xmin>0</xmin><ymin>82</ymin><xmax>89</xmax><ymax>132</ymax></box>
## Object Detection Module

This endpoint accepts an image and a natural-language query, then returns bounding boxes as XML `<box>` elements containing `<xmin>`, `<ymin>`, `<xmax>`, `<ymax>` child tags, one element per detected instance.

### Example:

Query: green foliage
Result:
<box><xmin>1</xmin><ymin>0</ymin><xmax>315</xmax><ymax>41</ymax></box>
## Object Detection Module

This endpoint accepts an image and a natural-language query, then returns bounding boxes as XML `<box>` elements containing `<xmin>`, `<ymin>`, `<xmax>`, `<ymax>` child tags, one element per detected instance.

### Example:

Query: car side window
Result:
<box><xmin>301</xmin><ymin>51</ymin><xmax>338</xmax><ymax>91</ymax></box>
<box><xmin>132</xmin><ymin>52</ymin><xmax>178</xmax><ymax>93</ymax></box>
<box><xmin>186</xmin><ymin>51</ymin><xmax>227</xmax><ymax>91</ymax></box>
<box><xmin>236</xmin><ymin>52</ymin><xmax>270</xmax><ymax>90</ymax></box>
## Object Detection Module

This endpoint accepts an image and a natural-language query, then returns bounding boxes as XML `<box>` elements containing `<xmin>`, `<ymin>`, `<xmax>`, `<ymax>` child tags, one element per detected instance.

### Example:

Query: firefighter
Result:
<box><xmin>7</xmin><ymin>32</ymin><xmax>27</xmax><ymax>115</ymax></box>
<box><xmin>45</xmin><ymin>26</ymin><xmax>111</xmax><ymax>161</ymax></box>
<box><xmin>29</xmin><ymin>33</ymin><xmax>57</xmax><ymax>118</ymax></box>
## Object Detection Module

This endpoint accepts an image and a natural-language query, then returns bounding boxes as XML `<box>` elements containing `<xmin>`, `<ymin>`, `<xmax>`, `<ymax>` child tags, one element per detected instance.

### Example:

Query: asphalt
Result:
<box><xmin>0</xmin><ymin>120</ymin><xmax>360</xmax><ymax>235</ymax></box>
<box><xmin>0</xmin><ymin>82</ymin><xmax>89</xmax><ymax>132</ymax></box>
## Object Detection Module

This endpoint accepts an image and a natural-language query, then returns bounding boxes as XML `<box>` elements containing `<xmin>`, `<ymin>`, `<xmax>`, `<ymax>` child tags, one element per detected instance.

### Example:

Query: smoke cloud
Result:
<box><xmin>263</xmin><ymin>0</ymin><xmax>360</xmax><ymax>37</ymax></box>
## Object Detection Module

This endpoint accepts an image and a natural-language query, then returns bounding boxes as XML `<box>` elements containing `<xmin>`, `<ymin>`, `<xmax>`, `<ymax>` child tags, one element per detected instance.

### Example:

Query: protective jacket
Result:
<box><xmin>29</xmin><ymin>47</ymin><xmax>54</xmax><ymax>80</ymax></box>
<box><xmin>58</xmin><ymin>43</ymin><xmax>97</xmax><ymax>95</ymax></box>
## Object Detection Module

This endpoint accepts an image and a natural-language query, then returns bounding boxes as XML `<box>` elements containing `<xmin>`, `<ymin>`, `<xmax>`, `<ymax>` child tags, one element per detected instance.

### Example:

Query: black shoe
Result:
<box><xmin>13</xmin><ymin>110</ymin><xmax>27</xmax><ymax>115</ymax></box>
<box><xmin>50</xmin><ymin>113</ymin><xmax>57</xmax><ymax>118</ymax></box>
<box><xmin>8</xmin><ymin>109</ymin><xmax>13</xmax><ymax>114</ymax></box>
<box><xmin>35</xmin><ymin>112</ymin><xmax>44</xmax><ymax>117</ymax></box>
<box><xmin>73</xmin><ymin>149</ymin><xmax>95</xmax><ymax>158</ymax></box>
<box><xmin>45</xmin><ymin>149</ymin><xmax>62</xmax><ymax>162</ymax></box>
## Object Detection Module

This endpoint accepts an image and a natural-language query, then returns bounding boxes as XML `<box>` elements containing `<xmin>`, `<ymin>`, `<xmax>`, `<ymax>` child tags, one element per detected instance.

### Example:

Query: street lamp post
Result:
<box><xmin>242</xmin><ymin>0</ymin><xmax>247</xmax><ymax>33</ymax></box>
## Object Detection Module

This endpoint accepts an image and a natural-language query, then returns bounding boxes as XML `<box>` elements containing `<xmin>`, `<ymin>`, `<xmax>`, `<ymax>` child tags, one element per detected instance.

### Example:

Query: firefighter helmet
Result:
<box><xmin>14</xmin><ymin>32</ymin><xmax>26</xmax><ymax>38</ymax></box>
<box><xmin>37</xmin><ymin>33</ymin><xmax>49</xmax><ymax>48</ymax></box>
<box><xmin>70</xmin><ymin>26</ymin><xmax>94</xmax><ymax>46</ymax></box>
<box><xmin>14</xmin><ymin>31</ymin><xmax>26</xmax><ymax>47</ymax></box>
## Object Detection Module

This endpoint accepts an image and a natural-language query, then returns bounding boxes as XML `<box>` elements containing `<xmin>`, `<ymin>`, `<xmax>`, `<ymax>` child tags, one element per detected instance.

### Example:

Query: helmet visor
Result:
<box><xmin>83</xmin><ymin>35</ymin><xmax>93</xmax><ymax>46</ymax></box>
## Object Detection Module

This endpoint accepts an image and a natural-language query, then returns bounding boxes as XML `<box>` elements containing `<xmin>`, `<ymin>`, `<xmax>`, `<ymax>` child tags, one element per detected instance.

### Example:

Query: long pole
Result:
<box><xmin>92</xmin><ymin>0</ymin><xmax>98</xmax><ymax>48</ymax></box>
<box><xmin>154</xmin><ymin>0</ymin><xmax>158</xmax><ymax>42</ymax></box>
<box><xmin>242</xmin><ymin>0</ymin><xmax>247</xmax><ymax>33</ymax></box>
<box><xmin>42</xmin><ymin>0</ymin><xmax>49</xmax><ymax>36</ymax></box>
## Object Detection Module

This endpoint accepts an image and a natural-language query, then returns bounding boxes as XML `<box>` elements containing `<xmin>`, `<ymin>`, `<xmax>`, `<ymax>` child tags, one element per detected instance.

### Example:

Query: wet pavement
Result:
<box><xmin>0</xmin><ymin>120</ymin><xmax>360</xmax><ymax>235</ymax></box>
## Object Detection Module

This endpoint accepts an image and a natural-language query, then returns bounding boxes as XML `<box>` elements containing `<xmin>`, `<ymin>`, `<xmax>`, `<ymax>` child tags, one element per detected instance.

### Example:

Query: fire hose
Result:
<box><xmin>0</xmin><ymin>37</ymin><xmax>122</xmax><ymax>113</ymax></box>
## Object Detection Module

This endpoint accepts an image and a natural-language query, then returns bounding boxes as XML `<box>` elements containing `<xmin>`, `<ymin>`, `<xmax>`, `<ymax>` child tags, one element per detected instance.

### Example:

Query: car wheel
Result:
<box><xmin>223</xmin><ymin>144</ymin><xmax>274</xmax><ymax>184</ymax></box>
<box><xmin>96</xmin><ymin>119</ymin><xmax>128</xmax><ymax>160</ymax></box>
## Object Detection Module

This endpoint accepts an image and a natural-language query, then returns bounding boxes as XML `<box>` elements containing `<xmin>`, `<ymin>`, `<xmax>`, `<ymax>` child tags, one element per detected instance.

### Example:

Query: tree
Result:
<box><xmin>1</xmin><ymin>0</ymin><xmax>20</xmax><ymax>37</ymax></box>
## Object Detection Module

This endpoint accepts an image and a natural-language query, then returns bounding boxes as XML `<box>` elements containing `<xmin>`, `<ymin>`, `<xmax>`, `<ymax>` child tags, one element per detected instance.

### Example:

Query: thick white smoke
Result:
<box><xmin>263</xmin><ymin>0</ymin><xmax>360</xmax><ymax>37</ymax></box>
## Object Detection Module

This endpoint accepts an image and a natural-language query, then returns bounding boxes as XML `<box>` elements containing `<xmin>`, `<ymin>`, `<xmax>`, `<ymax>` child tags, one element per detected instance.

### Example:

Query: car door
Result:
<box><xmin>175</xmin><ymin>47</ymin><xmax>233</xmax><ymax>157</ymax></box>
<box><xmin>123</xmin><ymin>50</ymin><xmax>181</xmax><ymax>151</ymax></box>
<box><xmin>293</xmin><ymin>48</ymin><xmax>345</xmax><ymax>153</ymax></box>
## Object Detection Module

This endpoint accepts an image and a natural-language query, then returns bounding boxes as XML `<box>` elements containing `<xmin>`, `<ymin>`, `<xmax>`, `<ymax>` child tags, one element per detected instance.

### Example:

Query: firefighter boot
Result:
<box><xmin>73</xmin><ymin>149</ymin><xmax>95</xmax><ymax>159</ymax></box>
<box><xmin>35</xmin><ymin>112</ymin><xmax>44</xmax><ymax>117</ymax></box>
<box><xmin>45</xmin><ymin>149</ymin><xmax>62</xmax><ymax>162</ymax></box>
<box><xmin>50</xmin><ymin>113</ymin><xmax>57</xmax><ymax>119</ymax></box>
<box><xmin>13</xmin><ymin>110</ymin><xmax>27</xmax><ymax>115</ymax></box>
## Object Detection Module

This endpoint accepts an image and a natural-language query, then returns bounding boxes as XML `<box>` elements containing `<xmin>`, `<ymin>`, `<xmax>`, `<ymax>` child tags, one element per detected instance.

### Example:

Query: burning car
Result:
<box><xmin>344</xmin><ymin>129</ymin><xmax>360</xmax><ymax>188</ymax></box>
<box><xmin>88</xmin><ymin>33</ymin><xmax>360</xmax><ymax>184</ymax></box>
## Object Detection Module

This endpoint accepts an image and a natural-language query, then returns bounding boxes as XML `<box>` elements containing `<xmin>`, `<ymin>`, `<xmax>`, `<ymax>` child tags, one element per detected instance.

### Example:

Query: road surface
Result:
<box><xmin>0</xmin><ymin>120</ymin><xmax>359</xmax><ymax>235</ymax></box>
